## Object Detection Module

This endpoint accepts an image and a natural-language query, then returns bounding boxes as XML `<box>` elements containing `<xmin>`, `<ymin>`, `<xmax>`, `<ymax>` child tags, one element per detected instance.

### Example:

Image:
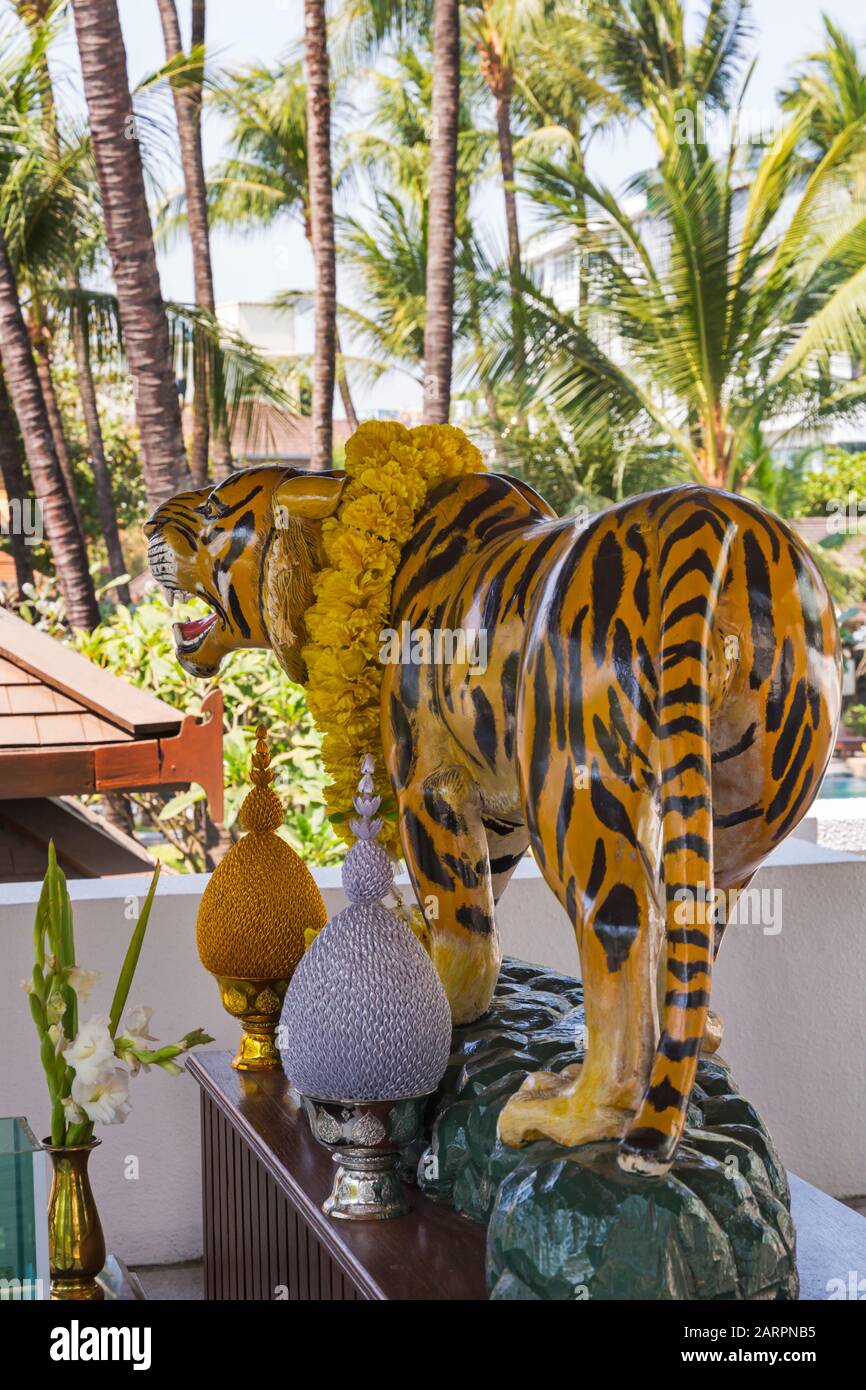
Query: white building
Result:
<box><xmin>215</xmin><ymin>300</ymin><xmax>296</xmax><ymax>360</ymax></box>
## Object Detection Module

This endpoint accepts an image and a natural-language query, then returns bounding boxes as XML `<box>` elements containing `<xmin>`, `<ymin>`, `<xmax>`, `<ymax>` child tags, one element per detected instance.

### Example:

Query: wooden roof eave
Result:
<box><xmin>0</xmin><ymin>609</ymin><xmax>182</xmax><ymax>736</ymax></box>
<box><xmin>0</xmin><ymin>690</ymin><xmax>224</xmax><ymax>823</ymax></box>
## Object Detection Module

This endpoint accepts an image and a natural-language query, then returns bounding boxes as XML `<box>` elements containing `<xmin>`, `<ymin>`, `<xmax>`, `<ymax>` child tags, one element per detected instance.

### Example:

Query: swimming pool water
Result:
<box><xmin>819</xmin><ymin>774</ymin><xmax>866</xmax><ymax>799</ymax></box>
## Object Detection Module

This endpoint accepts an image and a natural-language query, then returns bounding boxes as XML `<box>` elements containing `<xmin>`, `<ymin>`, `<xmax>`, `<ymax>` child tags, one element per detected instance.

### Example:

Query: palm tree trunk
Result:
<box><xmin>423</xmin><ymin>0</ymin><xmax>460</xmax><ymax>424</ymax></box>
<box><xmin>192</xmin><ymin>0</ymin><xmax>232</xmax><ymax>481</ymax></box>
<box><xmin>157</xmin><ymin>0</ymin><xmax>232</xmax><ymax>485</ymax></box>
<box><xmin>71</xmin><ymin>306</ymin><xmax>131</xmax><ymax>604</ymax></box>
<box><xmin>71</xmin><ymin>0</ymin><xmax>190</xmax><ymax>510</ymax></box>
<box><xmin>0</xmin><ymin>230</ymin><xmax>98</xmax><ymax>629</ymax></box>
<box><xmin>335</xmin><ymin>326</ymin><xmax>358</xmax><ymax>432</ymax></box>
<box><xmin>478</xmin><ymin>24</ymin><xmax>524</xmax><ymax>378</ymax></box>
<box><xmin>303</xmin><ymin>0</ymin><xmax>336</xmax><ymax>469</ymax></box>
<box><xmin>302</xmin><ymin>213</ymin><xmax>358</xmax><ymax>434</ymax></box>
<box><xmin>495</xmin><ymin>85</ymin><xmax>524</xmax><ymax>370</ymax></box>
<box><xmin>29</xmin><ymin>323</ymin><xmax>86</xmax><ymax>540</ymax></box>
<box><xmin>0</xmin><ymin>368</ymin><xmax>35</xmax><ymax>595</ymax></box>
<box><xmin>14</xmin><ymin>2</ymin><xmax>57</xmax><ymax>148</ymax></box>
<box><xmin>15</xmin><ymin>0</ymin><xmax>92</xmax><ymax>541</ymax></box>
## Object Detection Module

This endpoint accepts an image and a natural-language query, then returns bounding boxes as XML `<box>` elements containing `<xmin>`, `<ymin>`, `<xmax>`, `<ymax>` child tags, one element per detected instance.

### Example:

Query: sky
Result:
<box><xmin>8</xmin><ymin>0</ymin><xmax>866</xmax><ymax>415</ymax></box>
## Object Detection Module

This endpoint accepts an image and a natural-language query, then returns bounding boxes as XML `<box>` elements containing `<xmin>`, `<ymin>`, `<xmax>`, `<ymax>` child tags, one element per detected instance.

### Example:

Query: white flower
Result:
<box><xmin>61</xmin><ymin>1096</ymin><xmax>86</xmax><ymax>1124</ymax></box>
<box><xmin>123</xmin><ymin>1006</ymin><xmax>157</xmax><ymax>1044</ymax></box>
<box><xmin>66</xmin><ymin>1016</ymin><xmax>116</xmax><ymax>1087</ymax></box>
<box><xmin>66</xmin><ymin>968</ymin><xmax>100</xmax><ymax>1002</ymax></box>
<box><xmin>71</xmin><ymin>1068</ymin><xmax>131</xmax><ymax>1126</ymax></box>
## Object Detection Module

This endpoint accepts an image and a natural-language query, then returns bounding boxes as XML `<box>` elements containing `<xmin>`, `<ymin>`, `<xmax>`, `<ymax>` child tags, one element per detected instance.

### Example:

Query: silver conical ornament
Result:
<box><xmin>278</xmin><ymin>758</ymin><xmax>452</xmax><ymax>1218</ymax></box>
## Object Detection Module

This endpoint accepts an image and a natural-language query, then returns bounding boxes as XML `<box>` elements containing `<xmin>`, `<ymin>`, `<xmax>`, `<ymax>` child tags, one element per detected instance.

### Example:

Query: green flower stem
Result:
<box><xmin>33</xmin><ymin>869</ymin><xmax>48</xmax><ymax>972</ymax></box>
<box><xmin>108</xmin><ymin>864</ymin><xmax>161</xmax><ymax>1038</ymax></box>
<box><xmin>57</xmin><ymin>866</ymin><xmax>77</xmax><ymax>1043</ymax></box>
<box><xmin>65</xmin><ymin>1121</ymin><xmax>95</xmax><ymax>1147</ymax></box>
<box><xmin>50</xmin><ymin>1098</ymin><xmax>65</xmax><ymax>1146</ymax></box>
<box><xmin>28</xmin><ymin>990</ymin><xmax>46</xmax><ymax>1031</ymax></box>
<box><xmin>29</xmin><ymin>845</ymin><xmax>71</xmax><ymax>1145</ymax></box>
<box><xmin>116</xmin><ymin>1029</ymin><xmax>214</xmax><ymax>1072</ymax></box>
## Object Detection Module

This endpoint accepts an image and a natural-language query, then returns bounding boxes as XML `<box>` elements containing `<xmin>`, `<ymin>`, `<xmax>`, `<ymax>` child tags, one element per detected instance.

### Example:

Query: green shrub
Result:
<box><xmin>800</xmin><ymin>450</ymin><xmax>866</xmax><ymax>519</ymax></box>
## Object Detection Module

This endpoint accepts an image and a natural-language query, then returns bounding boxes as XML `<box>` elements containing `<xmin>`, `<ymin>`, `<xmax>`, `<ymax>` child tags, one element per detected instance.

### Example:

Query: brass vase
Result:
<box><xmin>44</xmin><ymin>1138</ymin><xmax>105</xmax><ymax>1301</ymax></box>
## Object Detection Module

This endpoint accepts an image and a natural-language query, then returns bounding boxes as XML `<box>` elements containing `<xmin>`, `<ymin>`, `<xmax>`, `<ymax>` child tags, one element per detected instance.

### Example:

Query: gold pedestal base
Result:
<box><xmin>215</xmin><ymin>976</ymin><xmax>289</xmax><ymax>1071</ymax></box>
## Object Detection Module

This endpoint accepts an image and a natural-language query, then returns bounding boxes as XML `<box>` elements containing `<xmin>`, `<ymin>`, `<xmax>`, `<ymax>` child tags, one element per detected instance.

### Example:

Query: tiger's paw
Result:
<box><xmin>497</xmin><ymin>1068</ymin><xmax>634</xmax><ymax>1150</ymax></box>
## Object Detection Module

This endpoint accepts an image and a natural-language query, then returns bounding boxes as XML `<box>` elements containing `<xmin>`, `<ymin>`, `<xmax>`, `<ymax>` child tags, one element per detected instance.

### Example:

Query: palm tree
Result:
<box><xmin>10</xmin><ymin>0</ymin><xmax>129</xmax><ymax>599</ymax></box>
<box><xmin>0</xmin><ymin>368</ymin><xmax>35</xmax><ymax>594</ymax></box>
<box><xmin>70</xmin><ymin>307</ymin><xmax>130</xmax><ymax>604</ymax></box>
<box><xmin>423</xmin><ymin>0</ymin><xmax>460</xmax><ymax>422</ymax></box>
<box><xmin>340</xmin><ymin>192</ymin><xmax>428</xmax><ymax>378</ymax></box>
<box><xmin>464</xmin><ymin>1</ymin><xmax>548</xmax><ymax>369</ymax></box>
<box><xmin>303</xmin><ymin>0</ymin><xmax>337</xmax><ymax>467</ymax></box>
<box><xmin>340</xmin><ymin>189</ymin><xmax>505</xmax><ymax>414</ymax></box>
<box><xmin>156</xmin><ymin>0</ymin><xmax>232</xmax><ymax>482</ymax></box>
<box><xmin>502</xmin><ymin>106</ymin><xmax>866</xmax><ymax>491</ymax></box>
<box><xmin>579</xmin><ymin>0</ymin><xmax>754</xmax><ymax>152</ymax></box>
<box><xmin>4</xmin><ymin>5</ymin><xmax>86</xmax><ymax>540</ymax></box>
<box><xmin>0</xmin><ymin>227</ymin><xmax>98</xmax><ymax>628</ymax></box>
<box><xmin>781</xmin><ymin>15</ymin><xmax>866</xmax><ymax>380</ymax></box>
<box><xmin>71</xmin><ymin>0</ymin><xmax>189</xmax><ymax>508</ymax></box>
<box><xmin>343</xmin><ymin>42</ymin><xmax>504</xmax><ymax>419</ymax></box>
<box><xmin>181</xmin><ymin>59</ymin><xmax>359</xmax><ymax>430</ymax></box>
<box><xmin>781</xmin><ymin>16</ymin><xmax>866</xmax><ymax>165</ymax></box>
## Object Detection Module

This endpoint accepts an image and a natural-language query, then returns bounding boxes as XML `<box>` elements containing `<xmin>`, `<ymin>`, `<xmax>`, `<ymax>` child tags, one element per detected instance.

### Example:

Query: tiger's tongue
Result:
<box><xmin>177</xmin><ymin>614</ymin><xmax>217</xmax><ymax>641</ymax></box>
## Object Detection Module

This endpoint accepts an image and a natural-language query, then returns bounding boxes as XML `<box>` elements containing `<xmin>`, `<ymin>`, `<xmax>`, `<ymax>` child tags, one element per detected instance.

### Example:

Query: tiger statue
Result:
<box><xmin>146</xmin><ymin>462</ymin><xmax>840</xmax><ymax>1176</ymax></box>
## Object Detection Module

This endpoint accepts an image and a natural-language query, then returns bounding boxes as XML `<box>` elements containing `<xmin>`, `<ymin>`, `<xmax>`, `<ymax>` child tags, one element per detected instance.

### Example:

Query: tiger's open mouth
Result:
<box><xmin>173</xmin><ymin>609</ymin><xmax>219</xmax><ymax>654</ymax></box>
<box><xmin>147</xmin><ymin>530</ymin><xmax>222</xmax><ymax>658</ymax></box>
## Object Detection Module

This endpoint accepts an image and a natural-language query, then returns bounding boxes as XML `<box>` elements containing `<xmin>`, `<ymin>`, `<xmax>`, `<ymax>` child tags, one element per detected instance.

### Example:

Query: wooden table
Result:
<box><xmin>188</xmin><ymin>1051</ymin><xmax>866</xmax><ymax>1302</ymax></box>
<box><xmin>187</xmin><ymin>1052</ymin><xmax>486</xmax><ymax>1301</ymax></box>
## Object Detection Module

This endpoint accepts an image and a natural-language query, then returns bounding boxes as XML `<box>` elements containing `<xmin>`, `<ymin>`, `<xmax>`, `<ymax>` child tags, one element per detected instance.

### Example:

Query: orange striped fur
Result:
<box><xmin>147</xmin><ymin>469</ymin><xmax>841</xmax><ymax>1174</ymax></box>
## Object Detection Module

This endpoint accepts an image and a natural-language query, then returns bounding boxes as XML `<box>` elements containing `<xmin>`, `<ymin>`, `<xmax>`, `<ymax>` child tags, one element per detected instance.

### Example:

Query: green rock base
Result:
<box><xmin>416</xmin><ymin>957</ymin><xmax>798</xmax><ymax>1301</ymax></box>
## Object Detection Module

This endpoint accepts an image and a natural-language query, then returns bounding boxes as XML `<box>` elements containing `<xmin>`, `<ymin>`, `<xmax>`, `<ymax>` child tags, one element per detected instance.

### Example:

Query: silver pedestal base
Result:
<box><xmin>301</xmin><ymin>1093</ymin><xmax>430</xmax><ymax>1222</ymax></box>
<box><xmin>324</xmin><ymin>1150</ymin><xmax>409</xmax><ymax>1221</ymax></box>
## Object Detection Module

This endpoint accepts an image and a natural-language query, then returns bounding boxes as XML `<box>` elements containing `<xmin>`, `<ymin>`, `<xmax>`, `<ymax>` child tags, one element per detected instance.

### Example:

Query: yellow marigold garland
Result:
<box><xmin>302</xmin><ymin>420</ymin><xmax>484</xmax><ymax>855</ymax></box>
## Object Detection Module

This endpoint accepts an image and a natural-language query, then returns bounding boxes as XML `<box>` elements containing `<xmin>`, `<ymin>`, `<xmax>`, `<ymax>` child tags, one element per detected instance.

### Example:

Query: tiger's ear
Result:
<box><xmin>273</xmin><ymin>471</ymin><xmax>347</xmax><ymax>522</ymax></box>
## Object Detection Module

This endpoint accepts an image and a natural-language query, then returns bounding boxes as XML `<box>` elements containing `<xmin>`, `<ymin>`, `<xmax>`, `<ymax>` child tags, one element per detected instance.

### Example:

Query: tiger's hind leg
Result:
<box><xmin>500</xmin><ymin>528</ymin><xmax>667</xmax><ymax>1149</ymax></box>
<box><xmin>395</xmin><ymin>763</ymin><xmax>503</xmax><ymax>1025</ymax></box>
<box><xmin>499</xmin><ymin>763</ymin><xmax>664</xmax><ymax>1148</ymax></box>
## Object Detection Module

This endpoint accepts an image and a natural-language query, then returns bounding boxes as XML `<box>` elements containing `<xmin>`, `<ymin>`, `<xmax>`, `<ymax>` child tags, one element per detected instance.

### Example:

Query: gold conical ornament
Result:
<box><xmin>197</xmin><ymin>724</ymin><xmax>327</xmax><ymax>1070</ymax></box>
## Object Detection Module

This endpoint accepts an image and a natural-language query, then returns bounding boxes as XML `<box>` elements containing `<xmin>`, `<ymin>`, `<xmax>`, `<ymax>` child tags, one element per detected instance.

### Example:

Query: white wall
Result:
<box><xmin>215</xmin><ymin>300</ymin><xmax>295</xmax><ymax>357</ymax></box>
<box><xmin>1</xmin><ymin>841</ymin><xmax>863</xmax><ymax>1265</ymax></box>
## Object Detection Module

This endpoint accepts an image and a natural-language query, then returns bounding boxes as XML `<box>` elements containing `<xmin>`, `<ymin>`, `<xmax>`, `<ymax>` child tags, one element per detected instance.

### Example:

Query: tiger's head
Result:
<box><xmin>144</xmin><ymin>465</ymin><xmax>347</xmax><ymax>681</ymax></box>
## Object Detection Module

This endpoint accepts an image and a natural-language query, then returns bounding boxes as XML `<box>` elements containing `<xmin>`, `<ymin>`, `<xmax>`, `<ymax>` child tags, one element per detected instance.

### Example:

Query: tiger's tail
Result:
<box><xmin>618</xmin><ymin>498</ymin><xmax>737</xmax><ymax>1176</ymax></box>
